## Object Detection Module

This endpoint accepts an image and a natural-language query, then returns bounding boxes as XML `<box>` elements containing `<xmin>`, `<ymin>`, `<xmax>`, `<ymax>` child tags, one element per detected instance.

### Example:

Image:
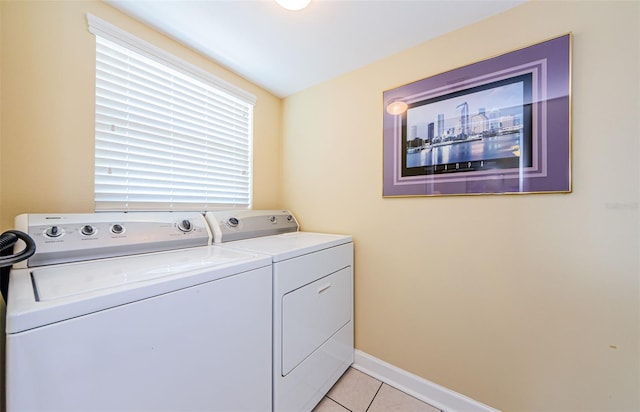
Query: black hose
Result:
<box><xmin>0</xmin><ymin>230</ymin><xmax>36</xmax><ymax>303</ymax></box>
<box><xmin>0</xmin><ymin>232</ymin><xmax>19</xmax><ymax>254</ymax></box>
<box><xmin>0</xmin><ymin>230</ymin><xmax>36</xmax><ymax>268</ymax></box>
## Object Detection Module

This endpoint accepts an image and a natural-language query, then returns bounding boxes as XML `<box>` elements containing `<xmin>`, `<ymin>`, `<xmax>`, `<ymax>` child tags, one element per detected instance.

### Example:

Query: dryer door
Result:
<box><xmin>281</xmin><ymin>266</ymin><xmax>351</xmax><ymax>376</ymax></box>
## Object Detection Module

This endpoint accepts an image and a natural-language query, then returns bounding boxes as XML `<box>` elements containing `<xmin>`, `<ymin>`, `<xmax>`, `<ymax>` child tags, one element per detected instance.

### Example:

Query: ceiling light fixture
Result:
<box><xmin>275</xmin><ymin>0</ymin><xmax>311</xmax><ymax>11</ymax></box>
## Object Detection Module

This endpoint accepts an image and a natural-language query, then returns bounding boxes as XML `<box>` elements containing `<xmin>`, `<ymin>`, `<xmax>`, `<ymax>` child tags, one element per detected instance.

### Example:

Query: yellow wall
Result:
<box><xmin>0</xmin><ymin>0</ymin><xmax>283</xmax><ymax>230</ymax></box>
<box><xmin>0</xmin><ymin>1</ymin><xmax>3</xmax><ymax>217</ymax></box>
<box><xmin>282</xmin><ymin>1</ymin><xmax>639</xmax><ymax>411</ymax></box>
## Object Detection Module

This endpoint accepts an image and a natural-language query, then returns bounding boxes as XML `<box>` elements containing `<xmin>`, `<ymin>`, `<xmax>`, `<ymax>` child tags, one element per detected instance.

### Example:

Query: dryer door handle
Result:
<box><xmin>317</xmin><ymin>284</ymin><xmax>332</xmax><ymax>294</ymax></box>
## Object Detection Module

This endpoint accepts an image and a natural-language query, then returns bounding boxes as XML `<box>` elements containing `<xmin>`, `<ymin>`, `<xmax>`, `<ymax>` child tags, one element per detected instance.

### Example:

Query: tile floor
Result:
<box><xmin>312</xmin><ymin>367</ymin><xmax>441</xmax><ymax>412</ymax></box>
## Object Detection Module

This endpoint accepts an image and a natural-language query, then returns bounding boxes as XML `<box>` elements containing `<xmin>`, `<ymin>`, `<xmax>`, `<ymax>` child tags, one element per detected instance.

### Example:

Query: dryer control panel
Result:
<box><xmin>14</xmin><ymin>212</ymin><xmax>211</xmax><ymax>267</ymax></box>
<box><xmin>205</xmin><ymin>210</ymin><xmax>298</xmax><ymax>243</ymax></box>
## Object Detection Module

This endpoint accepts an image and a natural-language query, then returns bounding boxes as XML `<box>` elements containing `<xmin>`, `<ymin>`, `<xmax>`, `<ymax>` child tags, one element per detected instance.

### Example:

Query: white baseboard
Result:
<box><xmin>352</xmin><ymin>350</ymin><xmax>500</xmax><ymax>412</ymax></box>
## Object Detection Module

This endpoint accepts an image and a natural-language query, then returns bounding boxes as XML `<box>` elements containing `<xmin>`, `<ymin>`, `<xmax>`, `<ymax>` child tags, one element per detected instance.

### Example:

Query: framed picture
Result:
<box><xmin>383</xmin><ymin>34</ymin><xmax>571</xmax><ymax>197</ymax></box>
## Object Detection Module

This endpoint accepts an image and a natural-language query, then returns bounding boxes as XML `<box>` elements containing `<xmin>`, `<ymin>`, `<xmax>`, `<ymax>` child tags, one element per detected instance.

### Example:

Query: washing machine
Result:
<box><xmin>6</xmin><ymin>212</ymin><xmax>273</xmax><ymax>412</ymax></box>
<box><xmin>205</xmin><ymin>210</ymin><xmax>354</xmax><ymax>412</ymax></box>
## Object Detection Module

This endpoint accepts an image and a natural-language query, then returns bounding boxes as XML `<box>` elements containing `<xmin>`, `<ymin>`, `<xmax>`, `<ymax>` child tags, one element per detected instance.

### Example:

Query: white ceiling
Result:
<box><xmin>106</xmin><ymin>0</ymin><xmax>526</xmax><ymax>97</ymax></box>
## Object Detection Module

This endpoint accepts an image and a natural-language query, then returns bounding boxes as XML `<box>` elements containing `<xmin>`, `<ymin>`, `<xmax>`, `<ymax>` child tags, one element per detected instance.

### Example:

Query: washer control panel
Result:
<box><xmin>15</xmin><ymin>212</ymin><xmax>211</xmax><ymax>267</ymax></box>
<box><xmin>205</xmin><ymin>210</ymin><xmax>298</xmax><ymax>243</ymax></box>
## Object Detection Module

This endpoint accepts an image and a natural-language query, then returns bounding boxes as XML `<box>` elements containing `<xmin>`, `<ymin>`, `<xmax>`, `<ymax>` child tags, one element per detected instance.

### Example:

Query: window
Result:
<box><xmin>88</xmin><ymin>14</ymin><xmax>256</xmax><ymax>211</ymax></box>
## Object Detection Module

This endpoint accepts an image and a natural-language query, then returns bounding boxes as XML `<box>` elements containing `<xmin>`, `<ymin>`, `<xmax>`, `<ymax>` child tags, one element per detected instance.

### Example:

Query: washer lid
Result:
<box><xmin>7</xmin><ymin>246</ymin><xmax>271</xmax><ymax>333</ymax></box>
<box><xmin>32</xmin><ymin>247</ymin><xmax>246</xmax><ymax>301</ymax></box>
<box><xmin>221</xmin><ymin>232</ymin><xmax>352</xmax><ymax>262</ymax></box>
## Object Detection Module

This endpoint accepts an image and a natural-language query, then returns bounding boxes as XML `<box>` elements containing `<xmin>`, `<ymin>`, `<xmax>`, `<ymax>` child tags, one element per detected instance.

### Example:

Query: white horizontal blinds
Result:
<box><xmin>92</xmin><ymin>20</ymin><xmax>254</xmax><ymax>211</ymax></box>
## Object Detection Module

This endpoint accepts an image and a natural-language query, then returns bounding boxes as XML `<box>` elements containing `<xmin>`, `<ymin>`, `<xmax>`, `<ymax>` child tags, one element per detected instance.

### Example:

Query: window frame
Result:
<box><xmin>88</xmin><ymin>14</ymin><xmax>257</xmax><ymax>211</ymax></box>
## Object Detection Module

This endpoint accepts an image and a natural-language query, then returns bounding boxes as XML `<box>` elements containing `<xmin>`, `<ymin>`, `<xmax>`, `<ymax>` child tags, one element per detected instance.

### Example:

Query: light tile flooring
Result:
<box><xmin>312</xmin><ymin>367</ymin><xmax>441</xmax><ymax>412</ymax></box>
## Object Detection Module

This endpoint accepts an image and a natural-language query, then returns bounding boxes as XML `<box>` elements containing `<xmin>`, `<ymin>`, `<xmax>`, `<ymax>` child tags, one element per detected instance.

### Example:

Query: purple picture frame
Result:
<box><xmin>383</xmin><ymin>34</ymin><xmax>571</xmax><ymax>197</ymax></box>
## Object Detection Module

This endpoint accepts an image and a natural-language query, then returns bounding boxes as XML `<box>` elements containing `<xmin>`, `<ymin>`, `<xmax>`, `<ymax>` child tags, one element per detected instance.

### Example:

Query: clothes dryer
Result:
<box><xmin>206</xmin><ymin>210</ymin><xmax>354</xmax><ymax>412</ymax></box>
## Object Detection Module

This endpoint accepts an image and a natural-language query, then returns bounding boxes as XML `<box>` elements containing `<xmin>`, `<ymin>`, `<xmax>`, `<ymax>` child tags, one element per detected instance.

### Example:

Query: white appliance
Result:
<box><xmin>205</xmin><ymin>210</ymin><xmax>354</xmax><ymax>412</ymax></box>
<box><xmin>6</xmin><ymin>212</ymin><xmax>273</xmax><ymax>412</ymax></box>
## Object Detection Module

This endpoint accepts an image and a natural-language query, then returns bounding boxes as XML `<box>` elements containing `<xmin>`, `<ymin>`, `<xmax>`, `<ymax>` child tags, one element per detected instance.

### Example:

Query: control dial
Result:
<box><xmin>111</xmin><ymin>224</ymin><xmax>124</xmax><ymax>235</ymax></box>
<box><xmin>227</xmin><ymin>217</ymin><xmax>239</xmax><ymax>227</ymax></box>
<box><xmin>81</xmin><ymin>225</ymin><xmax>96</xmax><ymax>236</ymax></box>
<box><xmin>269</xmin><ymin>216</ymin><xmax>276</xmax><ymax>223</ymax></box>
<box><xmin>45</xmin><ymin>226</ymin><xmax>63</xmax><ymax>238</ymax></box>
<box><xmin>177</xmin><ymin>219</ymin><xmax>193</xmax><ymax>233</ymax></box>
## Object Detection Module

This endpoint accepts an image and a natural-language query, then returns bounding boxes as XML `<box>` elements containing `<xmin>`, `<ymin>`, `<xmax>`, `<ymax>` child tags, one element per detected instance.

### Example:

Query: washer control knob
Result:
<box><xmin>46</xmin><ymin>226</ymin><xmax>62</xmax><ymax>238</ymax></box>
<box><xmin>81</xmin><ymin>225</ymin><xmax>96</xmax><ymax>236</ymax></box>
<box><xmin>227</xmin><ymin>217</ymin><xmax>239</xmax><ymax>227</ymax></box>
<box><xmin>111</xmin><ymin>224</ymin><xmax>124</xmax><ymax>234</ymax></box>
<box><xmin>286</xmin><ymin>215</ymin><xmax>294</xmax><ymax>222</ymax></box>
<box><xmin>269</xmin><ymin>216</ymin><xmax>276</xmax><ymax>223</ymax></box>
<box><xmin>177</xmin><ymin>219</ymin><xmax>193</xmax><ymax>233</ymax></box>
